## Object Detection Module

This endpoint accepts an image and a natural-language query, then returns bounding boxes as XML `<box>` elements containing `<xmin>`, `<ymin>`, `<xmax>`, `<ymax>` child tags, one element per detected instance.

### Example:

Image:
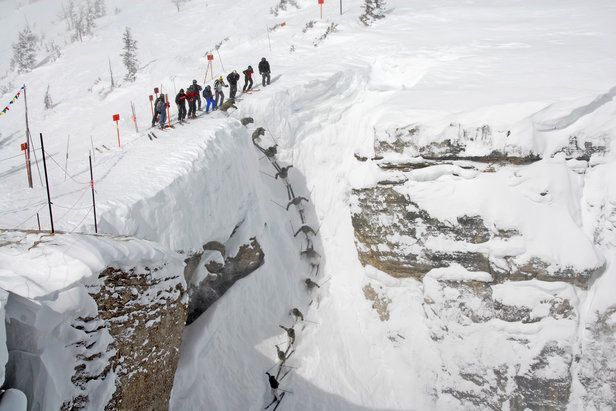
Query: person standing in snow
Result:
<box><xmin>175</xmin><ymin>89</ymin><xmax>187</xmax><ymax>122</ymax></box>
<box><xmin>242</xmin><ymin>65</ymin><xmax>254</xmax><ymax>92</ymax></box>
<box><xmin>265</xmin><ymin>372</ymin><xmax>279</xmax><ymax>401</ymax></box>
<box><xmin>152</xmin><ymin>94</ymin><xmax>166</xmax><ymax>128</ymax></box>
<box><xmin>258</xmin><ymin>57</ymin><xmax>271</xmax><ymax>87</ymax></box>
<box><xmin>226</xmin><ymin>70</ymin><xmax>240</xmax><ymax>101</ymax></box>
<box><xmin>186</xmin><ymin>85</ymin><xmax>198</xmax><ymax>119</ymax></box>
<box><xmin>192</xmin><ymin>79</ymin><xmax>203</xmax><ymax>111</ymax></box>
<box><xmin>203</xmin><ymin>85</ymin><xmax>216</xmax><ymax>113</ymax></box>
<box><xmin>214</xmin><ymin>76</ymin><xmax>228</xmax><ymax>107</ymax></box>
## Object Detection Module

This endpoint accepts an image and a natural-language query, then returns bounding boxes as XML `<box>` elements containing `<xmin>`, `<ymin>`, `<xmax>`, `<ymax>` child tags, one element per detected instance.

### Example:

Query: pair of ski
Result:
<box><xmin>95</xmin><ymin>144</ymin><xmax>111</xmax><ymax>153</ymax></box>
<box><xmin>147</xmin><ymin>131</ymin><xmax>159</xmax><ymax>141</ymax></box>
<box><xmin>265</xmin><ymin>392</ymin><xmax>286</xmax><ymax>410</ymax></box>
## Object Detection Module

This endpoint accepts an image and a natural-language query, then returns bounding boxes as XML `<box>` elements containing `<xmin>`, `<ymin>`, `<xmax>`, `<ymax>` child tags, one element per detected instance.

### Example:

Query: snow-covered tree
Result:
<box><xmin>44</xmin><ymin>85</ymin><xmax>54</xmax><ymax>110</ymax></box>
<box><xmin>10</xmin><ymin>26</ymin><xmax>38</xmax><ymax>73</ymax></box>
<box><xmin>45</xmin><ymin>40</ymin><xmax>62</xmax><ymax>62</ymax></box>
<box><xmin>120</xmin><ymin>27</ymin><xmax>138</xmax><ymax>82</ymax></box>
<box><xmin>93</xmin><ymin>0</ymin><xmax>106</xmax><ymax>18</ymax></box>
<box><xmin>359</xmin><ymin>0</ymin><xmax>387</xmax><ymax>26</ymax></box>
<box><xmin>60</xmin><ymin>0</ymin><xmax>77</xmax><ymax>30</ymax></box>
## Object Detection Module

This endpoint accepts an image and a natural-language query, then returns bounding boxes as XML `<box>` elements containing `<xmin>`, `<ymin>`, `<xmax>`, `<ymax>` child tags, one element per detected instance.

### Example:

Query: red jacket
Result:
<box><xmin>186</xmin><ymin>90</ymin><xmax>198</xmax><ymax>102</ymax></box>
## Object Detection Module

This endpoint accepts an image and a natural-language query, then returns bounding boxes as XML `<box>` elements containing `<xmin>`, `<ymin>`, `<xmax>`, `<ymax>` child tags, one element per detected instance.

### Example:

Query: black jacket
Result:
<box><xmin>227</xmin><ymin>72</ymin><xmax>240</xmax><ymax>85</ymax></box>
<box><xmin>175</xmin><ymin>91</ymin><xmax>186</xmax><ymax>106</ymax></box>
<box><xmin>267</xmin><ymin>374</ymin><xmax>279</xmax><ymax>389</ymax></box>
<box><xmin>258</xmin><ymin>60</ymin><xmax>270</xmax><ymax>74</ymax></box>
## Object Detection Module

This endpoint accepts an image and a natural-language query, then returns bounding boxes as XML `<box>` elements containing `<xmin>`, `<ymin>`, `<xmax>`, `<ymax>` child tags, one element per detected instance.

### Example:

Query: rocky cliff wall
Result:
<box><xmin>351</xmin><ymin>122</ymin><xmax>614</xmax><ymax>409</ymax></box>
<box><xmin>0</xmin><ymin>231</ymin><xmax>187</xmax><ymax>411</ymax></box>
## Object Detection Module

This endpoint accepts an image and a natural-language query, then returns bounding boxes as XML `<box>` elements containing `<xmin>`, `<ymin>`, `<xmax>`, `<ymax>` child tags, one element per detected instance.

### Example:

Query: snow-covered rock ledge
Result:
<box><xmin>0</xmin><ymin>230</ymin><xmax>187</xmax><ymax>410</ymax></box>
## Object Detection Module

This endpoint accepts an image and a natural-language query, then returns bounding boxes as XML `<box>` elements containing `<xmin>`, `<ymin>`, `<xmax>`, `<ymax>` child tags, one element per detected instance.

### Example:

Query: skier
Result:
<box><xmin>258</xmin><ymin>57</ymin><xmax>271</xmax><ymax>87</ymax></box>
<box><xmin>242</xmin><ymin>65</ymin><xmax>254</xmax><ymax>92</ymax></box>
<box><xmin>275</xmin><ymin>165</ymin><xmax>293</xmax><ymax>180</ymax></box>
<box><xmin>265</xmin><ymin>372</ymin><xmax>279</xmax><ymax>401</ymax></box>
<box><xmin>192</xmin><ymin>80</ymin><xmax>203</xmax><ymax>110</ymax></box>
<box><xmin>286</xmin><ymin>196</ymin><xmax>309</xmax><ymax>210</ymax></box>
<box><xmin>226</xmin><ymin>70</ymin><xmax>240</xmax><ymax>101</ymax></box>
<box><xmin>175</xmin><ymin>89</ymin><xmax>187</xmax><ymax>122</ymax></box>
<box><xmin>278</xmin><ymin>325</ymin><xmax>295</xmax><ymax>344</ymax></box>
<box><xmin>203</xmin><ymin>85</ymin><xmax>216</xmax><ymax>113</ymax></box>
<box><xmin>214</xmin><ymin>76</ymin><xmax>228</xmax><ymax>107</ymax></box>
<box><xmin>290</xmin><ymin>308</ymin><xmax>304</xmax><ymax>322</ymax></box>
<box><xmin>152</xmin><ymin>94</ymin><xmax>166</xmax><ymax>129</ymax></box>
<box><xmin>305</xmin><ymin>278</ymin><xmax>320</xmax><ymax>289</ymax></box>
<box><xmin>186</xmin><ymin>85</ymin><xmax>198</xmax><ymax>119</ymax></box>
<box><xmin>275</xmin><ymin>345</ymin><xmax>286</xmax><ymax>362</ymax></box>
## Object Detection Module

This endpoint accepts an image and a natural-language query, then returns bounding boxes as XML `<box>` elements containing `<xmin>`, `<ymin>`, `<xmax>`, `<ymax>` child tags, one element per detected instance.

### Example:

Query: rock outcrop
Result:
<box><xmin>185</xmin><ymin>234</ymin><xmax>264</xmax><ymax>325</ymax></box>
<box><xmin>62</xmin><ymin>267</ymin><xmax>187</xmax><ymax>411</ymax></box>
<box><xmin>350</xmin><ymin>122</ymin><xmax>612</xmax><ymax>409</ymax></box>
<box><xmin>1</xmin><ymin>231</ymin><xmax>187</xmax><ymax>411</ymax></box>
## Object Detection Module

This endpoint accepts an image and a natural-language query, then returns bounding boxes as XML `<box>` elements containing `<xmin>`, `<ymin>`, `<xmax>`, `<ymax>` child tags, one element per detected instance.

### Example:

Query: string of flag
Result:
<box><xmin>0</xmin><ymin>85</ymin><xmax>26</xmax><ymax>117</ymax></box>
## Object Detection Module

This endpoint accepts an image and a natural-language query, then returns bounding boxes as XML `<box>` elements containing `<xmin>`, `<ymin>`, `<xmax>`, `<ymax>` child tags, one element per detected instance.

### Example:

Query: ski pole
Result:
<box><xmin>303</xmin><ymin>319</ymin><xmax>320</xmax><ymax>324</ymax></box>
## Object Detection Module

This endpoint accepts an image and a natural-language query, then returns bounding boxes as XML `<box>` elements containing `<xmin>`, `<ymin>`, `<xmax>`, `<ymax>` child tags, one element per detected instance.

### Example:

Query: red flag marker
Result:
<box><xmin>112</xmin><ymin>114</ymin><xmax>121</xmax><ymax>147</ymax></box>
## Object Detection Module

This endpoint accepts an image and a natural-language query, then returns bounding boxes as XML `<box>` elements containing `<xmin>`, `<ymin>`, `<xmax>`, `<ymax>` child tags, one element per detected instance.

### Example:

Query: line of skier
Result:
<box><xmin>250</xmin><ymin>123</ymin><xmax>326</xmax><ymax>410</ymax></box>
<box><xmin>151</xmin><ymin>57</ymin><xmax>272</xmax><ymax>128</ymax></box>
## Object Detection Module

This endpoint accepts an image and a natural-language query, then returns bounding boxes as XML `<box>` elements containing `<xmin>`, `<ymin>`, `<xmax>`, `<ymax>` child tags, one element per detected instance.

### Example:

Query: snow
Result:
<box><xmin>0</xmin><ymin>388</ymin><xmax>27</xmax><ymax>411</ymax></box>
<box><xmin>425</xmin><ymin>264</ymin><xmax>492</xmax><ymax>283</ymax></box>
<box><xmin>0</xmin><ymin>0</ymin><xmax>614</xmax><ymax>409</ymax></box>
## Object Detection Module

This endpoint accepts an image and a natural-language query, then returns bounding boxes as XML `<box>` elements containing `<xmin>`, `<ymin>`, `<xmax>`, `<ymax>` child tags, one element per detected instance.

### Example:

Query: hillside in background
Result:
<box><xmin>0</xmin><ymin>0</ymin><xmax>615</xmax><ymax>410</ymax></box>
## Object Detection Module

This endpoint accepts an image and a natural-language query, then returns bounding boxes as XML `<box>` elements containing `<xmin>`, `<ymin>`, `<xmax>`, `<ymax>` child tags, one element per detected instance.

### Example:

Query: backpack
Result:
<box><xmin>202</xmin><ymin>87</ymin><xmax>208</xmax><ymax>98</ymax></box>
<box><xmin>156</xmin><ymin>98</ymin><xmax>164</xmax><ymax>110</ymax></box>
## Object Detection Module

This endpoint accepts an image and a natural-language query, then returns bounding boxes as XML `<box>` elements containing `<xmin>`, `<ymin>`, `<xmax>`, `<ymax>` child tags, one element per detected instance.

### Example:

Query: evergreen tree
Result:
<box><xmin>359</xmin><ymin>0</ymin><xmax>387</xmax><ymax>26</ymax></box>
<box><xmin>44</xmin><ymin>85</ymin><xmax>54</xmax><ymax>110</ymax></box>
<box><xmin>10</xmin><ymin>26</ymin><xmax>38</xmax><ymax>73</ymax></box>
<box><xmin>121</xmin><ymin>27</ymin><xmax>138</xmax><ymax>82</ymax></box>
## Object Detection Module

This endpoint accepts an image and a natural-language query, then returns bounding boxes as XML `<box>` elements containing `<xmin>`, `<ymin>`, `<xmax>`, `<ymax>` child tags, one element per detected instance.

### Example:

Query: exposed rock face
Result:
<box><xmin>185</xmin><ymin>237</ymin><xmax>264</xmax><ymax>325</ymax></box>
<box><xmin>61</xmin><ymin>267</ymin><xmax>187</xmax><ymax>411</ymax></box>
<box><xmin>575</xmin><ymin>306</ymin><xmax>616</xmax><ymax>409</ymax></box>
<box><xmin>422</xmin><ymin>277</ymin><xmax>577</xmax><ymax>410</ymax></box>
<box><xmin>374</xmin><ymin>124</ymin><xmax>541</xmax><ymax>171</ymax></box>
<box><xmin>552</xmin><ymin>135</ymin><xmax>606</xmax><ymax>161</ymax></box>
<box><xmin>350</xmin><ymin>122</ymin><xmax>612</xmax><ymax>410</ymax></box>
<box><xmin>351</xmin><ymin>185</ymin><xmax>601</xmax><ymax>288</ymax></box>
<box><xmin>1</xmin><ymin>232</ymin><xmax>187</xmax><ymax>411</ymax></box>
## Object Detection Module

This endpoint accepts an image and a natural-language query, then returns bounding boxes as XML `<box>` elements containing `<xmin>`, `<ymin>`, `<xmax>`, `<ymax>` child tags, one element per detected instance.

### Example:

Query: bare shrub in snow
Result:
<box><xmin>45</xmin><ymin>40</ymin><xmax>62</xmax><ymax>62</ymax></box>
<box><xmin>44</xmin><ymin>85</ymin><xmax>54</xmax><ymax>110</ymax></box>
<box><xmin>313</xmin><ymin>23</ymin><xmax>338</xmax><ymax>47</ymax></box>
<box><xmin>10</xmin><ymin>26</ymin><xmax>38</xmax><ymax>73</ymax></box>
<box><xmin>302</xmin><ymin>20</ymin><xmax>316</xmax><ymax>33</ymax></box>
<box><xmin>359</xmin><ymin>0</ymin><xmax>387</xmax><ymax>26</ymax></box>
<box><xmin>120</xmin><ymin>27</ymin><xmax>138</xmax><ymax>82</ymax></box>
<box><xmin>61</xmin><ymin>0</ymin><xmax>106</xmax><ymax>42</ymax></box>
<box><xmin>270</xmin><ymin>0</ymin><xmax>300</xmax><ymax>17</ymax></box>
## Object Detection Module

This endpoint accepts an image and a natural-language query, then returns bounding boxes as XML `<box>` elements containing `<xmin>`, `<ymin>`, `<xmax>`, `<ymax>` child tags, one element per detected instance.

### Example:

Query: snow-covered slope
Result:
<box><xmin>1</xmin><ymin>0</ymin><xmax>615</xmax><ymax>409</ymax></box>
